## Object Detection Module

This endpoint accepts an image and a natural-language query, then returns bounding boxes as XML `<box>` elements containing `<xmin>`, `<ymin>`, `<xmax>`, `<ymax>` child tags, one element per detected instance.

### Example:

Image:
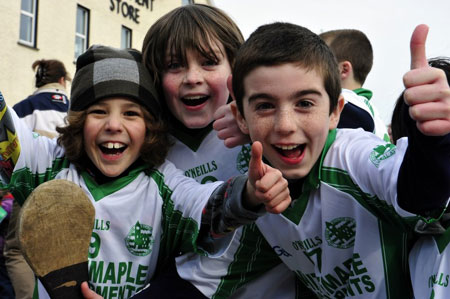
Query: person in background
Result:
<box><xmin>4</xmin><ymin>59</ymin><xmax>70</xmax><ymax>299</ymax></box>
<box><xmin>13</xmin><ymin>59</ymin><xmax>71</xmax><ymax>137</ymax></box>
<box><xmin>320</xmin><ymin>29</ymin><xmax>390</xmax><ymax>141</ymax></box>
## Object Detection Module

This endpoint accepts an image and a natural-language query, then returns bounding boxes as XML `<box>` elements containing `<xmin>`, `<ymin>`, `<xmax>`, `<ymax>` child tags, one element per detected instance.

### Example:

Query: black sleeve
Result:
<box><xmin>337</xmin><ymin>102</ymin><xmax>375</xmax><ymax>133</ymax></box>
<box><xmin>397</xmin><ymin>102</ymin><xmax>450</xmax><ymax>215</ymax></box>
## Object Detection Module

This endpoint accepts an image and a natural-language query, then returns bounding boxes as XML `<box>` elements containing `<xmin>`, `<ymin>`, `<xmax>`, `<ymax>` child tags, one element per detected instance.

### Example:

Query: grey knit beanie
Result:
<box><xmin>70</xmin><ymin>45</ymin><xmax>160</xmax><ymax>118</ymax></box>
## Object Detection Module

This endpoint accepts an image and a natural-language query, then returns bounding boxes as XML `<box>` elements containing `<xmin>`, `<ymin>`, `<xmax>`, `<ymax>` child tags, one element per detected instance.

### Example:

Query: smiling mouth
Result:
<box><xmin>99</xmin><ymin>142</ymin><xmax>127</xmax><ymax>155</ymax></box>
<box><xmin>181</xmin><ymin>95</ymin><xmax>210</xmax><ymax>106</ymax></box>
<box><xmin>274</xmin><ymin>144</ymin><xmax>306</xmax><ymax>158</ymax></box>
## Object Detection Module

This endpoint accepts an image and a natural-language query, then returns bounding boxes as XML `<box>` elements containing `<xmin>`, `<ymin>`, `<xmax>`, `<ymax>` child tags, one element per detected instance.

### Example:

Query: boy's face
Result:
<box><xmin>83</xmin><ymin>98</ymin><xmax>146</xmax><ymax>177</ymax></box>
<box><xmin>161</xmin><ymin>41</ymin><xmax>232</xmax><ymax>129</ymax></box>
<box><xmin>234</xmin><ymin>63</ymin><xmax>343</xmax><ymax>180</ymax></box>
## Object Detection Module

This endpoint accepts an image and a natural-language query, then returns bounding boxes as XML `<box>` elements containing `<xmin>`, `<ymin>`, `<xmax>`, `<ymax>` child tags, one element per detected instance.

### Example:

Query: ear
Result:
<box><xmin>230</xmin><ymin>101</ymin><xmax>250</xmax><ymax>135</ymax></box>
<box><xmin>329</xmin><ymin>94</ymin><xmax>345</xmax><ymax>130</ymax></box>
<box><xmin>339</xmin><ymin>61</ymin><xmax>352</xmax><ymax>81</ymax></box>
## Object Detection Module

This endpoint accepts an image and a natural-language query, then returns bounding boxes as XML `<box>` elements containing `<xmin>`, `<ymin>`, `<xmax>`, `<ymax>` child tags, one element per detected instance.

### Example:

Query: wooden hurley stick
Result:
<box><xmin>18</xmin><ymin>179</ymin><xmax>95</xmax><ymax>299</ymax></box>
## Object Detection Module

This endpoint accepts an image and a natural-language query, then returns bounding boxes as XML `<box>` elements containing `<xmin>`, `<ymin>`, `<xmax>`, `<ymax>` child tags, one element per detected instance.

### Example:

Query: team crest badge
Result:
<box><xmin>325</xmin><ymin>217</ymin><xmax>356</xmax><ymax>249</ymax></box>
<box><xmin>369</xmin><ymin>143</ymin><xmax>396</xmax><ymax>168</ymax></box>
<box><xmin>124</xmin><ymin>221</ymin><xmax>154</xmax><ymax>256</ymax></box>
<box><xmin>236</xmin><ymin>144</ymin><xmax>251</xmax><ymax>174</ymax></box>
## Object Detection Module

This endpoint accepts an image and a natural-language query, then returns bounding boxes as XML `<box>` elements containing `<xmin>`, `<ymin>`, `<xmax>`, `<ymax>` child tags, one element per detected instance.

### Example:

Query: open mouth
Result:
<box><xmin>99</xmin><ymin>142</ymin><xmax>127</xmax><ymax>155</ymax></box>
<box><xmin>181</xmin><ymin>95</ymin><xmax>210</xmax><ymax>106</ymax></box>
<box><xmin>274</xmin><ymin>144</ymin><xmax>306</xmax><ymax>159</ymax></box>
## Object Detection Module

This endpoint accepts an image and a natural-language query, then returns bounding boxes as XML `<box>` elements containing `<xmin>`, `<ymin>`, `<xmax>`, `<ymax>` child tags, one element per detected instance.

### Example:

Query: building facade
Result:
<box><xmin>0</xmin><ymin>0</ymin><xmax>209</xmax><ymax>106</ymax></box>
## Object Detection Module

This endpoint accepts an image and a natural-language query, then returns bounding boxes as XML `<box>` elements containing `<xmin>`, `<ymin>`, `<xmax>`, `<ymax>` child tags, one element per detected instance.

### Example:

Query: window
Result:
<box><xmin>121</xmin><ymin>26</ymin><xmax>132</xmax><ymax>49</ymax></box>
<box><xmin>75</xmin><ymin>5</ymin><xmax>89</xmax><ymax>60</ymax></box>
<box><xmin>19</xmin><ymin>0</ymin><xmax>37</xmax><ymax>46</ymax></box>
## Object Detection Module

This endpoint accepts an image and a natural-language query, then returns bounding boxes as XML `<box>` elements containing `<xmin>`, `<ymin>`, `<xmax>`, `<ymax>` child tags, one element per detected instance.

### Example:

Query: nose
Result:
<box><xmin>104</xmin><ymin>115</ymin><xmax>123</xmax><ymax>132</ymax></box>
<box><xmin>275</xmin><ymin>109</ymin><xmax>296</xmax><ymax>135</ymax></box>
<box><xmin>183</xmin><ymin>65</ymin><xmax>203</xmax><ymax>85</ymax></box>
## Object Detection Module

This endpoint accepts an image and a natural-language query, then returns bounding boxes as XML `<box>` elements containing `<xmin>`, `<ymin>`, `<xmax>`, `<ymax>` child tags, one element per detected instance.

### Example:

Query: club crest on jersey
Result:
<box><xmin>325</xmin><ymin>217</ymin><xmax>356</xmax><ymax>249</ymax></box>
<box><xmin>124</xmin><ymin>221</ymin><xmax>154</xmax><ymax>256</ymax></box>
<box><xmin>236</xmin><ymin>144</ymin><xmax>251</xmax><ymax>174</ymax></box>
<box><xmin>369</xmin><ymin>143</ymin><xmax>396</xmax><ymax>168</ymax></box>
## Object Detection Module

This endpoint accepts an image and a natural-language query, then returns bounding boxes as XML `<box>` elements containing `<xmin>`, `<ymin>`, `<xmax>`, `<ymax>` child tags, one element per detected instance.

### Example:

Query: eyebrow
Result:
<box><xmin>247</xmin><ymin>89</ymin><xmax>323</xmax><ymax>103</ymax></box>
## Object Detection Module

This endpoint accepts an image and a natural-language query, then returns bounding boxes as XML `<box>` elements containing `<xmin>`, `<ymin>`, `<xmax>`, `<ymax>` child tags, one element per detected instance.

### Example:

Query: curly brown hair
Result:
<box><xmin>56</xmin><ymin>106</ymin><xmax>171</xmax><ymax>171</ymax></box>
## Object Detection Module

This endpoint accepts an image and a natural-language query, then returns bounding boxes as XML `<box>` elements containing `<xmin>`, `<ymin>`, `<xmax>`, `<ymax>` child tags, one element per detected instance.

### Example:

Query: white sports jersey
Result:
<box><xmin>409</xmin><ymin>228</ymin><xmax>450</xmax><ymax>299</ymax></box>
<box><xmin>1</xmin><ymin>108</ymin><xmax>222</xmax><ymax>299</ymax></box>
<box><xmin>247</xmin><ymin>128</ymin><xmax>425</xmax><ymax>298</ymax></box>
<box><xmin>166</xmin><ymin>130</ymin><xmax>250</xmax><ymax>184</ymax></box>
<box><xmin>342</xmin><ymin>88</ymin><xmax>390</xmax><ymax>142</ymax></box>
<box><xmin>168</xmin><ymin>129</ymin><xmax>300</xmax><ymax>299</ymax></box>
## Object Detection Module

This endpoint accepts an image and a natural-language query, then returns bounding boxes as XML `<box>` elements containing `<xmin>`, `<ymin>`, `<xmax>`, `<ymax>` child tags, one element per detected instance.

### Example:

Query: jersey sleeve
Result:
<box><xmin>0</xmin><ymin>92</ymin><xmax>65</xmax><ymax>205</ymax></box>
<box><xmin>328</xmin><ymin>129</ymin><xmax>416</xmax><ymax>223</ymax></box>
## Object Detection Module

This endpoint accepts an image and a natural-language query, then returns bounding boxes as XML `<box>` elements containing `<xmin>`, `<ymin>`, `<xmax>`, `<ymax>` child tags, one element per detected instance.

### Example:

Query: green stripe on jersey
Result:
<box><xmin>435</xmin><ymin>226</ymin><xmax>450</xmax><ymax>254</ymax></box>
<box><xmin>321</xmin><ymin>166</ymin><xmax>416</xmax><ymax>229</ymax></box>
<box><xmin>4</xmin><ymin>157</ymin><xmax>70</xmax><ymax>205</ymax></box>
<box><xmin>378</xmin><ymin>220</ymin><xmax>413</xmax><ymax>298</ymax></box>
<box><xmin>150</xmin><ymin>169</ymin><xmax>202</xmax><ymax>275</ymax></box>
<box><xmin>213</xmin><ymin>224</ymin><xmax>281</xmax><ymax>299</ymax></box>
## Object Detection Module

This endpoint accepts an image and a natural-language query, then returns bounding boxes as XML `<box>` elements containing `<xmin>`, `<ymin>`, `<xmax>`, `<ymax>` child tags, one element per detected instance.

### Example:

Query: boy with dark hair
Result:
<box><xmin>228</xmin><ymin>22</ymin><xmax>450</xmax><ymax>298</ymax></box>
<box><xmin>320</xmin><ymin>29</ymin><xmax>389</xmax><ymax>141</ymax></box>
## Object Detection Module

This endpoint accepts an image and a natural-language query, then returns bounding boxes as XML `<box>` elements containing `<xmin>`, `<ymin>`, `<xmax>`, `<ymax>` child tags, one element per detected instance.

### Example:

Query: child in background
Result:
<box><xmin>141</xmin><ymin>4</ymin><xmax>300</xmax><ymax>298</ymax></box>
<box><xmin>319</xmin><ymin>29</ymin><xmax>390</xmax><ymax>141</ymax></box>
<box><xmin>391</xmin><ymin>57</ymin><xmax>450</xmax><ymax>299</ymax></box>
<box><xmin>0</xmin><ymin>45</ymin><xmax>289</xmax><ymax>299</ymax></box>
<box><xmin>227</xmin><ymin>22</ymin><xmax>449</xmax><ymax>298</ymax></box>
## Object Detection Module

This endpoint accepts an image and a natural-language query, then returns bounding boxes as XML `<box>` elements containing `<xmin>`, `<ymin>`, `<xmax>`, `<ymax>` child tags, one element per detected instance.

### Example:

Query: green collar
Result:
<box><xmin>353</xmin><ymin>88</ymin><xmax>373</xmax><ymax>101</ymax></box>
<box><xmin>81</xmin><ymin>164</ymin><xmax>150</xmax><ymax>201</ymax></box>
<box><xmin>303</xmin><ymin>129</ymin><xmax>337</xmax><ymax>192</ymax></box>
<box><xmin>281</xmin><ymin>129</ymin><xmax>337</xmax><ymax>224</ymax></box>
<box><xmin>168</xmin><ymin>113</ymin><xmax>213</xmax><ymax>152</ymax></box>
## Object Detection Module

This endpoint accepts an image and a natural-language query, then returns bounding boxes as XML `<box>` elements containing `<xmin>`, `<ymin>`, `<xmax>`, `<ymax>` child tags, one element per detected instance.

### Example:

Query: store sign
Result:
<box><xmin>109</xmin><ymin>0</ymin><xmax>154</xmax><ymax>24</ymax></box>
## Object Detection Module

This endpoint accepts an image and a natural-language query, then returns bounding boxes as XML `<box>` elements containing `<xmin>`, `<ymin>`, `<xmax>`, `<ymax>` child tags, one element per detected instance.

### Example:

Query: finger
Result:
<box><xmin>403</xmin><ymin>67</ymin><xmax>443</xmax><ymax>89</ymax></box>
<box><xmin>81</xmin><ymin>282</ymin><xmax>101</xmax><ymax>299</ymax></box>
<box><xmin>416</xmin><ymin>120</ymin><xmax>450</xmax><ymax>136</ymax></box>
<box><xmin>404</xmin><ymin>80</ymin><xmax>450</xmax><ymax>106</ymax></box>
<box><xmin>213</xmin><ymin>104</ymin><xmax>228</xmax><ymax>120</ymax></box>
<box><xmin>265</xmin><ymin>192</ymin><xmax>291</xmax><ymax>214</ymax></box>
<box><xmin>409</xmin><ymin>101</ymin><xmax>450</xmax><ymax>122</ymax></box>
<box><xmin>410</xmin><ymin>24</ymin><xmax>429</xmax><ymax>69</ymax></box>
<box><xmin>248</xmin><ymin>141</ymin><xmax>264</xmax><ymax>184</ymax></box>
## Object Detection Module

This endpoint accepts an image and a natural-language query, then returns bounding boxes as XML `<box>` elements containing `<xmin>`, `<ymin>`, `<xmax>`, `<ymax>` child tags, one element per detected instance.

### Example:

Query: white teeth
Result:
<box><xmin>276</xmin><ymin>145</ymin><xmax>298</xmax><ymax>150</ymax></box>
<box><xmin>104</xmin><ymin>142</ymin><xmax>124</xmax><ymax>149</ymax></box>
<box><xmin>183</xmin><ymin>95</ymin><xmax>205</xmax><ymax>100</ymax></box>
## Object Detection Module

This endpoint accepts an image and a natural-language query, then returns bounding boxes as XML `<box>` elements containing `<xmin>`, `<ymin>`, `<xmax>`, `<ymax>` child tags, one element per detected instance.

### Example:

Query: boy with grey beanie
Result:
<box><xmin>0</xmin><ymin>45</ymin><xmax>291</xmax><ymax>298</ymax></box>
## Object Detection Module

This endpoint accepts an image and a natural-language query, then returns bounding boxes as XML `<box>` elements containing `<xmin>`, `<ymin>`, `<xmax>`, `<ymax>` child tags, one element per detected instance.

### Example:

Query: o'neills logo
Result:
<box><xmin>124</xmin><ymin>221</ymin><xmax>154</xmax><ymax>256</ymax></box>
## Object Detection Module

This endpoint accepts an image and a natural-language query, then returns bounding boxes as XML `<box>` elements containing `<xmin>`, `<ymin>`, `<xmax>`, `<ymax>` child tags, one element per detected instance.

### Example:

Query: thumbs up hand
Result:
<box><xmin>403</xmin><ymin>24</ymin><xmax>450</xmax><ymax>136</ymax></box>
<box><xmin>245</xmin><ymin>141</ymin><xmax>291</xmax><ymax>214</ymax></box>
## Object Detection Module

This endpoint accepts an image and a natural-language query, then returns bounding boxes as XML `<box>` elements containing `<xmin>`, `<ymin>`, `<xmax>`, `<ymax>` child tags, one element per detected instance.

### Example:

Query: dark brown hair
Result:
<box><xmin>233</xmin><ymin>22</ymin><xmax>341</xmax><ymax>116</ymax></box>
<box><xmin>319</xmin><ymin>29</ymin><xmax>373</xmax><ymax>85</ymax></box>
<box><xmin>32</xmin><ymin>59</ymin><xmax>71</xmax><ymax>88</ymax></box>
<box><xmin>142</xmin><ymin>4</ymin><xmax>244</xmax><ymax>88</ymax></box>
